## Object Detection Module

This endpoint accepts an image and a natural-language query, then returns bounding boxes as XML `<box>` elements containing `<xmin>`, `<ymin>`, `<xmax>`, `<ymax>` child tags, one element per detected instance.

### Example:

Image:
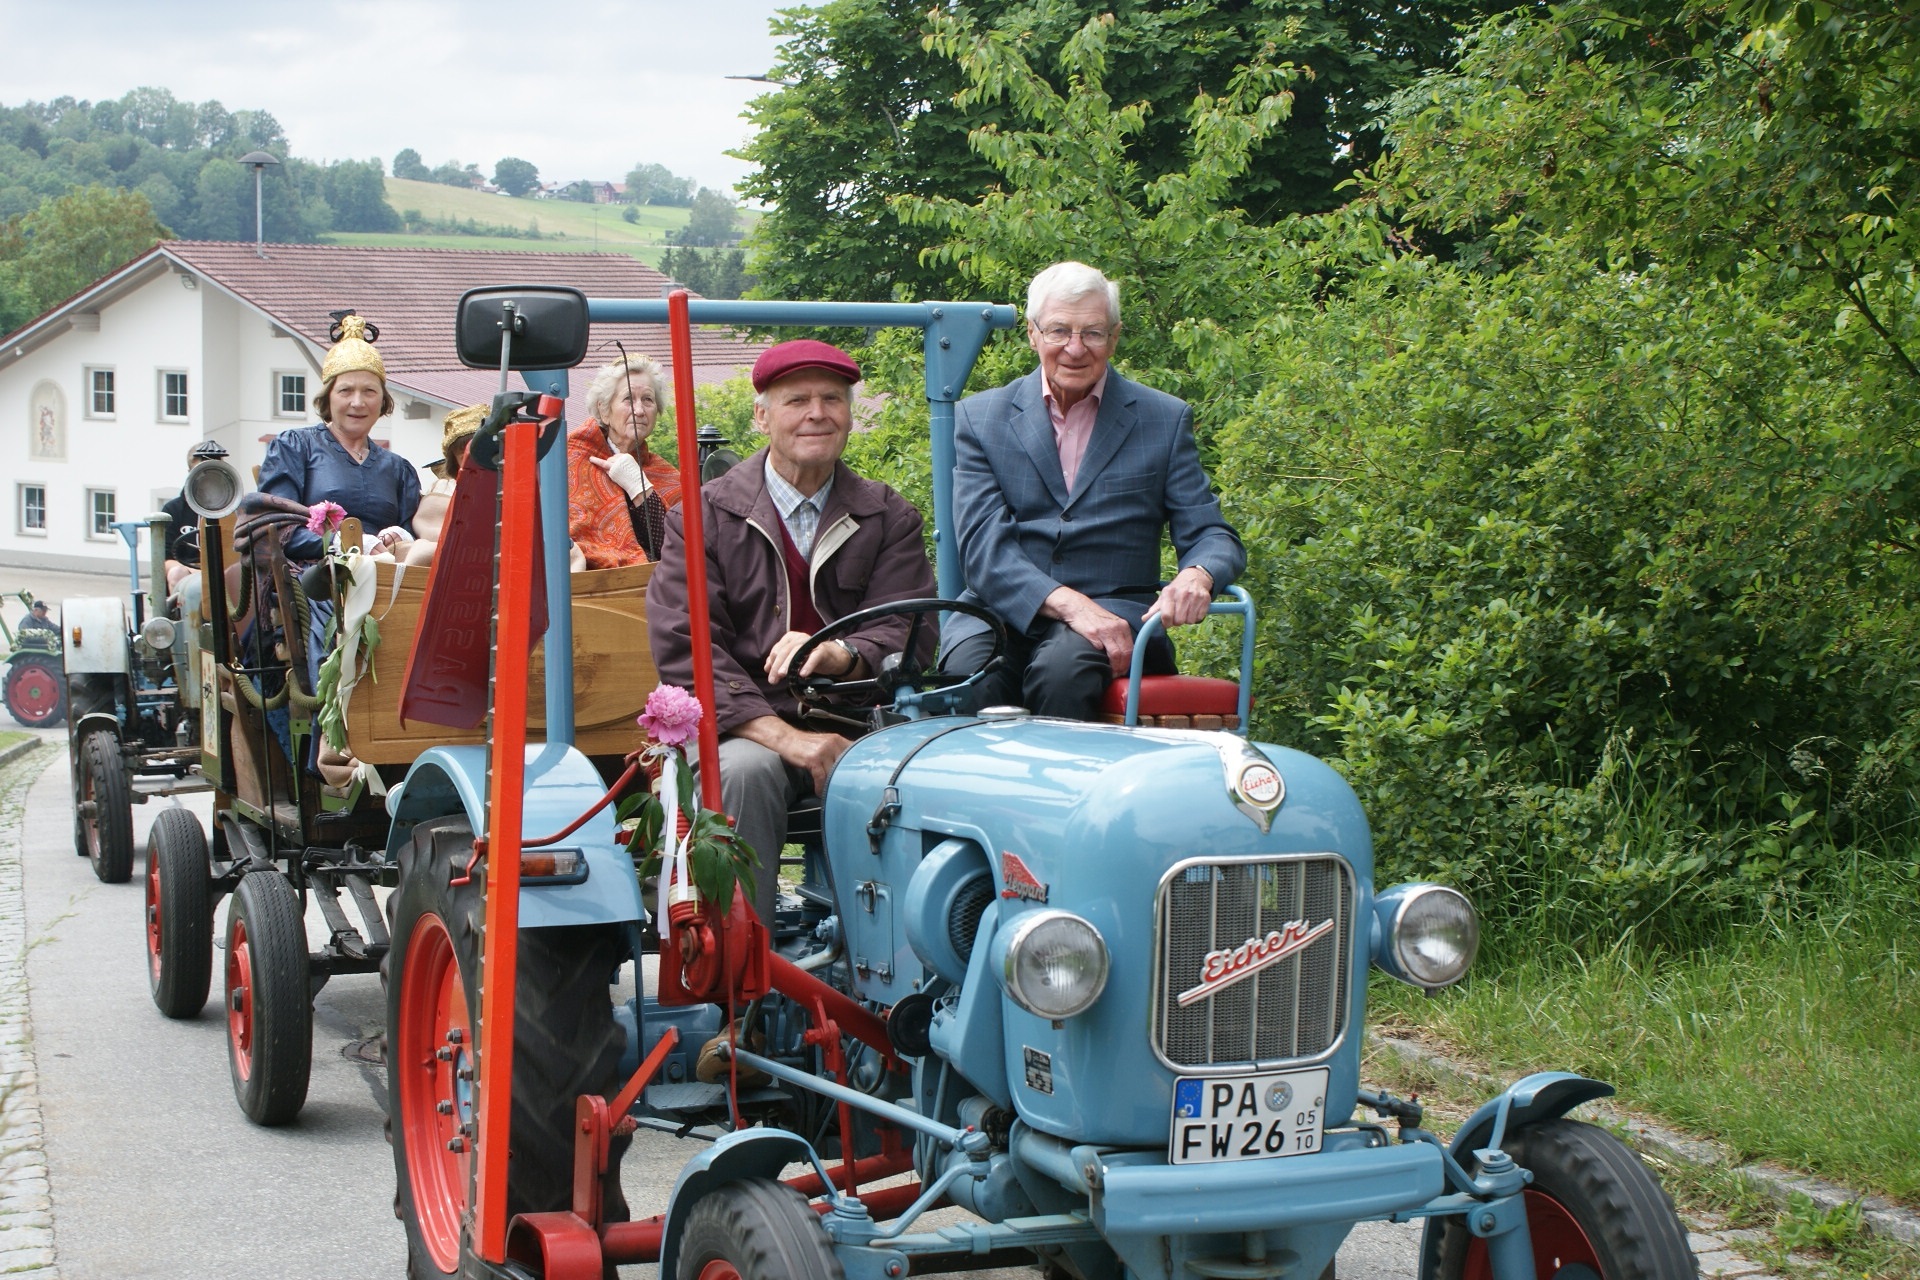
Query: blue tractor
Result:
<box><xmin>373</xmin><ymin>288</ymin><xmax>1695</xmax><ymax>1280</ymax></box>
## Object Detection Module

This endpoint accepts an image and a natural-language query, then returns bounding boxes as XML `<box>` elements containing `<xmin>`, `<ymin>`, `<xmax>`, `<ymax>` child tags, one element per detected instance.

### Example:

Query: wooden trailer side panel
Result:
<box><xmin>344</xmin><ymin>560</ymin><xmax>658</xmax><ymax>763</ymax></box>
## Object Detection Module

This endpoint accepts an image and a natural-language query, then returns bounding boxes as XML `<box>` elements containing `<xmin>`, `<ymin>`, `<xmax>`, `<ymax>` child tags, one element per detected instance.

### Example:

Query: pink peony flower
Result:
<box><xmin>306</xmin><ymin>501</ymin><xmax>347</xmax><ymax>533</ymax></box>
<box><xmin>639</xmin><ymin>684</ymin><xmax>703</xmax><ymax>748</ymax></box>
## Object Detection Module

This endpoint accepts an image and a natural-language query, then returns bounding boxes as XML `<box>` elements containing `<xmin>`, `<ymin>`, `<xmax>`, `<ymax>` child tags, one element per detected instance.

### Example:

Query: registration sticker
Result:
<box><xmin>1169</xmin><ymin>1067</ymin><xmax>1328</xmax><ymax>1165</ymax></box>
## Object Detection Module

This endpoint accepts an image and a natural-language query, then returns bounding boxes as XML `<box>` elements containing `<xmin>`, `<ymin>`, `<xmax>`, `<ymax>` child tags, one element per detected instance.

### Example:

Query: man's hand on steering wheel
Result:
<box><xmin>765</xmin><ymin>629</ymin><xmax>858</xmax><ymax>683</ymax></box>
<box><xmin>785</xmin><ymin>597</ymin><xmax>1008</xmax><ymax>709</ymax></box>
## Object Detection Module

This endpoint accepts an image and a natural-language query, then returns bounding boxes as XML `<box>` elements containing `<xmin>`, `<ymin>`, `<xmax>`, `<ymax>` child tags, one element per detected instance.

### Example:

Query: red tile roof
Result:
<box><xmin>162</xmin><ymin>241</ymin><xmax>767</xmax><ymax>383</ymax></box>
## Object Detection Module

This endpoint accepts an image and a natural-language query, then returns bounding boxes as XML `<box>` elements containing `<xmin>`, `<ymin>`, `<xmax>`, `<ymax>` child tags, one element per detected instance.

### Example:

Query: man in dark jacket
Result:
<box><xmin>647</xmin><ymin>339</ymin><xmax>936</xmax><ymax>923</ymax></box>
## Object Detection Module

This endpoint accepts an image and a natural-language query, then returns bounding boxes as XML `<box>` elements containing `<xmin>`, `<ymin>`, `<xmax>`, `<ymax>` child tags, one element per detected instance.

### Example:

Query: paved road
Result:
<box><xmin>1</xmin><ymin>737</ymin><xmax>1429</xmax><ymax>1278</ymax></box>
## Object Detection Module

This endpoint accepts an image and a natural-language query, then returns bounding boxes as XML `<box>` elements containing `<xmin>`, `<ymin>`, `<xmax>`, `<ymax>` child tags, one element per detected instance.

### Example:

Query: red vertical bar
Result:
<box><xmin>475</xmin><ymin>418</ymin><xmax>537</xmax><ymax>1262</ymax></box>
<box><xmin>667</xmin><ymin>290</ymin><xmax>723</xmax><ymax>811</ymax></box>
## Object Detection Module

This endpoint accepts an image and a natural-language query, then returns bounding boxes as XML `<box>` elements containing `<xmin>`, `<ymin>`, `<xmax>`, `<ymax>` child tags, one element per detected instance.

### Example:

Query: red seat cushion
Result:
<box><xmin>1102</xmin><ymin>675</ymin><xmax>1241</xmax><ymax>718</ymax></box>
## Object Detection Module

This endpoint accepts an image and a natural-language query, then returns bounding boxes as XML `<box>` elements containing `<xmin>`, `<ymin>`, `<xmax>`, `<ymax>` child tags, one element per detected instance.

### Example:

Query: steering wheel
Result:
<box><xmin>786</xmin><ymin>597</ymin><xmax>1007</xmax><ymax>714</ymax></box>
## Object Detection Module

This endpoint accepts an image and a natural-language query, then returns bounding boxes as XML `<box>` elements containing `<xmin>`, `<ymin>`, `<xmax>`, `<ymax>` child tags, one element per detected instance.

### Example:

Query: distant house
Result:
<box><xmin>594</xmin><ymin>182</ymin><xmax>623</xmax><ymax>205</ymax></box>
<box><xmin>0</xmin><ymin>241</ymin><xmax>768</xmax><ymax>571</ymax></box>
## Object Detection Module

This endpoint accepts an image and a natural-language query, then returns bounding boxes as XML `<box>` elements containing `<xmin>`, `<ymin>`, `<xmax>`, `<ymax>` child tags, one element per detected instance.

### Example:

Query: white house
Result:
<box><xmin>0</xmin><ymin>241</ymin><xmax>766</xmax><ymax>572</ymax></box>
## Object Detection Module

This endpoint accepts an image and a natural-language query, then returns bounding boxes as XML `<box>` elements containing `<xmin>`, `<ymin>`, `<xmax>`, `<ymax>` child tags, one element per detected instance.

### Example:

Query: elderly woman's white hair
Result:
<box><xmin>584</xmin><ymin>353</ymin><xmax>669</xmax><ymax>425</ymax></box>
<box><xmin>1026</xmin><ymin>261</ymin><xmax>1121</xmax><ymax>328</ymax></box>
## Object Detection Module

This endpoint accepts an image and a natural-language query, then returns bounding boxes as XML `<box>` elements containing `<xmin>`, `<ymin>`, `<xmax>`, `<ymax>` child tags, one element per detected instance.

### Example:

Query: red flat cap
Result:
<box><xmin>751</xmin><ymin>339</ymin><xmax>861</xmax><ymax>392</ymax></box>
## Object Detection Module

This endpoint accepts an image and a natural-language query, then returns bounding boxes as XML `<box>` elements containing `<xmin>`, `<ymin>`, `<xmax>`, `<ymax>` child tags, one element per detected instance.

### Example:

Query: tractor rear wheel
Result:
<box><xmin>1424</xmin><ymin>1118</ymin><xmax>1696</xmax><ymax>1280</ymax></box>
<box><xmin>224</xmin><ymin>870</ymin><xmax>312</xmax><ymax>1125</ymax></box>
<box><xmin>146</xmin><ymin>807</ymin><xmax>213</xmax><ymax>1018</ymax></box>
<box><xmin>386</xmin><ymin>816</ymin><xmax>630</xmax><ymax>1279</ymax></box>
<box><xmin>77</xmin><ymin>729</ymin><xmax>133</xmax><ymax>883</ymax></box>
<box><xmin>677</xmin><ymin>1178</ymin><xmax>845</xmax><ymax>1280</ymax></box>
<box><xmin>4</xmin><ymin>657</ymin><xmax>64</xmax><ymax>727</ymax></box>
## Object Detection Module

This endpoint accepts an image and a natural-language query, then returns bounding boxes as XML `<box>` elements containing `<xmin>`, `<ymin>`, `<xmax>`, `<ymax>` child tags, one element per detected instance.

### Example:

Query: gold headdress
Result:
<box><xmin>432</xmin><ymin>403</ymin><xmax>488</xmax><ymax>475</ymax></box>
<box><xmin>321</xmin><ymin>312</ymin><xmax>386</xmax><ymax>385</ymax></box>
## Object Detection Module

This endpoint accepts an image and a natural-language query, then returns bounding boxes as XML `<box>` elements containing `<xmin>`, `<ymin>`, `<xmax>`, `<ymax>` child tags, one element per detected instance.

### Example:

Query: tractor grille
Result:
<box><xmin>1154</xmin><ymin>856</ymin><xmax>1352</xmax><ymax>1069</ymax></box>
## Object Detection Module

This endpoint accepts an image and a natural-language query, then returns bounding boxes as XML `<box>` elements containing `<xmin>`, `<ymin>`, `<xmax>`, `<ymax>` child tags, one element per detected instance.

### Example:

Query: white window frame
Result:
<box><xmin>17</xmin><ymin>484</ymin><xmax>46</xmax><ymax>537</ymax></box>
<box><xmin>273</xmin><ymin>370</ymin><xmax>308</xmax><ymax>419</ymax></box>
<box><xmin>85</xmin><ymin>367</ymin><xmax>116</xmax><ymax>419</ymax></box>
<box><xmin>86</xmin><ymin>488</ymin><xmax>117</xmax><ymax>540</ymax></box>
<box><xmin>158</xmin><ymin>369</ymin><xmax>190</xmax><ymax>422</ymax></box>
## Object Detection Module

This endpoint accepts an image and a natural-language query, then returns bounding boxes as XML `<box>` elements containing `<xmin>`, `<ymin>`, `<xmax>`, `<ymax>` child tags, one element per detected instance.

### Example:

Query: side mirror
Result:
<box><xmin>455</xmin><ymin>285</ymin><xmax>591</xmax><ymax>371</ymax></box>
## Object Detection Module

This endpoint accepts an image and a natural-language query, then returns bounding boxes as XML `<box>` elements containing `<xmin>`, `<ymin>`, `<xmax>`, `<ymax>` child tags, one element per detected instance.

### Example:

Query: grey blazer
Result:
<box><xmin>942</xmin><ymin>367</ymin><xmax>1245</xmax><ymax>649</ymax></box>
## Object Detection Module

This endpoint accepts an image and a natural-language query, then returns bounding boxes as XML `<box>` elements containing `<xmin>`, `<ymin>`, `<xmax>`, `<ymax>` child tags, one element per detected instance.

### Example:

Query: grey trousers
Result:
<box><xmin>710</xmin><ymin>734</ymin><xmax>812</xmax><ymax>926</ymax></box>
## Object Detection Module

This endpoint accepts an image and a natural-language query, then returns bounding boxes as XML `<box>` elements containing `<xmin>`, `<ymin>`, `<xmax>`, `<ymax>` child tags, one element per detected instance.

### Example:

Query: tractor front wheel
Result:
<box><xmin>677</xmin><ymin>1178</ymin><xmax>845</xmax><ymax>1280</ymax></box>
<box><xmin>224</xmin><ymin>870</ymin><xmax>312</xmax><ymax>1125</ymax></box>
<box><xmin>1425</xmin><ymin>1118</ymin><xmax>1696</xmax><ymax>1280</ymax></box>
<box><xmin>77</xmin><ymin>729</ymin><xmax>133</xmax><ymax>883</ymax></box>
<box><xmin>386</xmin><ymin>816</ymin><xmax>630</xmax><ymax>1280</ymax></box>
<box><xmin>146</xmin><ymin>807</ymin><xmax>213</xmax><ymax>1018</ymax></box>
<box><xmin>4</xmin><ymin>657</ymin><xmax>63</xmax><ymax>727</ymax></box>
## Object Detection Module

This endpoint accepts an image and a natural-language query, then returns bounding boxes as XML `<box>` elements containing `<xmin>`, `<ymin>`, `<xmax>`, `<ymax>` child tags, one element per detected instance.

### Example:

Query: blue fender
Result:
<box><xmin>1449</xmin><ymin>1071</ymin><xmax>1615</xmax><ymax>1161</ymax></box>
<box><xmin>659</xmin><ymin>1129</ymin><xmax>820</xmax><ymax>1279</ymax></box>
<box><xmin>384</xmin><ymin>742</ymin><xmax>645</xmax><ymax>929</ymax></box>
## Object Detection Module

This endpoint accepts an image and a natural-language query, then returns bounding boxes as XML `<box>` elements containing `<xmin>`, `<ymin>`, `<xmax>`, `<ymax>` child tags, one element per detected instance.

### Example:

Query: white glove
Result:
<box><xmin>372</xmin><ymin>525</ymin><xmax>415</xmax><ymax>551</ymax></box>
<box><xmin>600</xmin><ymin>452</ymin><xmax>651</xmax><ymax>502</ymax></box>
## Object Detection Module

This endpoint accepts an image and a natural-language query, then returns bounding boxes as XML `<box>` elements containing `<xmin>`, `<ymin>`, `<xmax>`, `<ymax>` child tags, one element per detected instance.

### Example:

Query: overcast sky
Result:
<box><xmin>0</xmin><ymin>0</ymin><xmax>811</xmax><ymax>193</ymax></box>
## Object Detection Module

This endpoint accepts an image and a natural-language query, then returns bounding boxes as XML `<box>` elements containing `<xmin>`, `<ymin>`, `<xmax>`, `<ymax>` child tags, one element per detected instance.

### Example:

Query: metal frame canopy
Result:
<box><xmin>516</xmin><ymin>298</ymin><xmax>1019</xmax><ymax>745</ymax></box>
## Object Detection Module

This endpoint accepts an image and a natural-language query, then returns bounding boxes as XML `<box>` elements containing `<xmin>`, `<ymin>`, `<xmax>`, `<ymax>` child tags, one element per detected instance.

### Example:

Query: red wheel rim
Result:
<box><xmin>146</xmin><ymin>850</ymin><xmax>163</xmax><ymax>981</ymax></box>
<box><xmin>696</xmin><ymin>1262</ymin><xmax>744</xmax><ymax>1280</ymax></box>
<box><xmin>6</xmin><ymin>663</ymin><xmax>59</xmax><ymax>725</ymax></box>
<box><xmin>226</xmin><ymin>916</ymin><xmax>253</xmax><ymax>1082</ymax></box>
<box><xmin>396</xmin><ymin>912</ymin><xmax>473</xmax><ymax>1273</ymax></box>
<box><xmin>1463</xmin><ymin>1189</ymin><xmax>1603</xmax><ymax>1279</ymax></box>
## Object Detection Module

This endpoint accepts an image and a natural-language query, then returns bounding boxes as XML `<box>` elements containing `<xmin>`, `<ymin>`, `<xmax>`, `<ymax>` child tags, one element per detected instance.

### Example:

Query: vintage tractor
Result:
<box><xmin>369</xmin><ymin>288</ymin><xmax>1696</xmax><ymax>1280</ymax></box>
<box><xmin>2</xmin><ymin>589</ymin><xmax>65</xmax><ymax>728</ymax></box>
<box><xmin>59</xmin><ymin>478</ymin><xmax>241</xmax><ymax>883</ymax></box>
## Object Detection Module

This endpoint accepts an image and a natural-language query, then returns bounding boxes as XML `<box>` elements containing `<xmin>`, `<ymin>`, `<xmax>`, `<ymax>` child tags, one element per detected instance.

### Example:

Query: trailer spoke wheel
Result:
<box><xmin>677</xmin><ymin>1178</ymin><xmax>844</xmax><ymax>1280</ymax></box>
<box><xmin>146</xmin><ymin>807</ymin><xmax>213</xmax><ymax>1018</ymax></box>
<box><xmin>395</xmin><ymin>911</ymin><xmax>473</xmax><ymax>1275</ymax></box>
<box><xmin>1426</xmin><ymin>1118</ymin><xmax>1695</xmax><ymax>1280</ymax></box>
<box><xmin>77</xmin><ymin>729</ymin><xmax>134</xmax><ymax>883</ymax></box>
<box><xmin>223</xmin><ymin>871</ymin><xmax>312</xmax><ymax>1125</ymax></box>
<box><xmin>4</xmin><ymin>658</ymin><xmax>64</xmax><ymax>727</ymax></box>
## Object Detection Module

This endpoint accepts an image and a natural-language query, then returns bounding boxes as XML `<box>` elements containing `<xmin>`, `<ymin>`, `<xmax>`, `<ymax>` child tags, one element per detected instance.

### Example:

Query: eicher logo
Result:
<box><xmin>1177</xmin><ymin>918</ymin><xmax>1335</xmax><ymax>1007</ymax></box>
<box><xmin>1000</xmin><ymin>852</ymin><xmax>1049</xmax><ymax>903</ymax></box>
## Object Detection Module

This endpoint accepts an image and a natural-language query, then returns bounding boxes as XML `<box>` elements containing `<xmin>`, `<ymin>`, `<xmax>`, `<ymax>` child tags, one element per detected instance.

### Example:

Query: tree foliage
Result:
<box><xmin>734</xmin><ymin>0</ymin><xmax>1521</xmax><ymax>304</ymax></box>
<box><xmin>677</xmin><ymin>187</ymin><xmax>741</xmax><ymax>246</ymax></box>
<box><xmin>0</xmin><ymin>184</ymin><xmax>170</xmax><ymax>332</ymax></box>
<box><xmin>624</xmin><ymin>161</ymin><xmax>696</xmax><ymax>206</ymax></box>
<box><xmin>392</xmin><ymin>147</ymin><xmax>430</xmax><ymax>181</ymax></box>
<box><xmin>493</xmin><ymin>156</ymin><xmax>540</xmax><ymax>197</ymax></box>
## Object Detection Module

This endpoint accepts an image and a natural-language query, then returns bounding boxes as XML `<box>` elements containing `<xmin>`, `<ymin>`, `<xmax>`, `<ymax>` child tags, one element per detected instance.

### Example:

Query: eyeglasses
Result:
<box><xmin>1033</xmin><ymin>324</ymin><xmax>1115</xmax><ymax>349</ymax></box>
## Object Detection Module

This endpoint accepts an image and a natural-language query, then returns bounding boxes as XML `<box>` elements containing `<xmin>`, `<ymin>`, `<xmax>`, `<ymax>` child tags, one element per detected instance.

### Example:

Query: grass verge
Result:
<box><xmin>0</xmin><ymin>731</ymin><xmax>26</xmax><ymax>752</ymax></box>
<box><xmin>1367</xmin><ymin>892</ymin><xmax>1920</xmax><ymax>1207</ymax></box>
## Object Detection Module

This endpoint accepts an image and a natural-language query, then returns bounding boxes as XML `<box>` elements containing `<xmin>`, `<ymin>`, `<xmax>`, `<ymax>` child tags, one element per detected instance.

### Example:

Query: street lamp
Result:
<box><xmin>239</xmin><ymin>150</ymin><xmax>280</xmax><ymax>256</ymax></box>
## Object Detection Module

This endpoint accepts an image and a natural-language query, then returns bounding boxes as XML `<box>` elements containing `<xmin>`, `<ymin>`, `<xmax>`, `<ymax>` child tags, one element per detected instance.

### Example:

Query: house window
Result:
<box><xmin>86</xmin><ymin>368</ymin><xmax>115</xmax><ymax>418</ymax></box>
<box><xmin>87</xmin><ymin>489</ymin><xmax>116</xmax><ymax>539</ymax></box>
<box><xmin>18</xmin><ymin>485</ymin><xmax>46</xmax><ymax>535</ymax></box>
<box><xmin>275</xmin><ymin>371</ymin><xmax>307</xmax><ymax>418</ymax></box>
<box><xmin>159</xmin><ymin>370</ymin><xmax>190</xmax><ymax>421</ymax></box>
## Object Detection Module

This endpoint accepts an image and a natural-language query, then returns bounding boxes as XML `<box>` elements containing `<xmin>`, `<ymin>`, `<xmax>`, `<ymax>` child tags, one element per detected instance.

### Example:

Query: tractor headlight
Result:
<box><xmin>999</xmin><ymin>910</ymin><xmax>1109</xmax><ymax>1020</ymax></box>
<box><xmin>140</xmin><ymin>616</ymin><xmax>177</xmax><ymax>651</ymax></box>
<box><xmin>1373</xmin><ymin>884</ymin><xmax>1478</xmax><ymax>989</ymax></box>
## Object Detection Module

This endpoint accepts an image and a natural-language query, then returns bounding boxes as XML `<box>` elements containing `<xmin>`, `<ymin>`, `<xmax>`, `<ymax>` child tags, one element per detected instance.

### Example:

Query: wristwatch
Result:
<box><xmin>836</xmin><ymin>639</ymin><xmax>861</xmax><ymax>674</ymax></box>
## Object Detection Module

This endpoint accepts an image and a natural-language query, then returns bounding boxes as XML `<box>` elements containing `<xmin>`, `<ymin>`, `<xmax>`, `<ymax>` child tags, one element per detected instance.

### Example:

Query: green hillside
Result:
<box><xmin>382</xmin><ymin>177</ymin><xmax>688</xmax><ymax>244</ymax></box>
<box><xmin>325</xmin><ymin>232</ymin><xmax>666</xmax><ymax>266</ymax></box>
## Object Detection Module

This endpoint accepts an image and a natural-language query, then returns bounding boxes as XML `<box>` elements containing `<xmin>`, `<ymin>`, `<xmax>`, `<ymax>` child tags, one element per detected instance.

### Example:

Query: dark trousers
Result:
<box><xmin>941</xmin><ymin>619</ymin><xmax>1175</xmax><ymax>721</ymax></box>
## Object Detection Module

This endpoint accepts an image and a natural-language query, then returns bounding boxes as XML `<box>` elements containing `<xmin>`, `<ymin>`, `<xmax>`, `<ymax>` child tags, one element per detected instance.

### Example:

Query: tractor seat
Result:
<box><xmin>1102</xmin><ymin>675</ymin><xmax>1241</xmax><ymax>730</ymax></box>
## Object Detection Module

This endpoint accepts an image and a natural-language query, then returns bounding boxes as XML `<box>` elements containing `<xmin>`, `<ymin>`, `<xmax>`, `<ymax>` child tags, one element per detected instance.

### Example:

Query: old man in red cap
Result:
<box><xmin>647</xmin><ymin>339</ymin><xmax>935</xmax><ymax>926</ymax></box>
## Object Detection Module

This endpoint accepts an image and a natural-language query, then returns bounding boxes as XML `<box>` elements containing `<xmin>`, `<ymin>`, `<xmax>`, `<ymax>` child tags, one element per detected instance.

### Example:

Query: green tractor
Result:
<box><xmin>2</xmin><ymin>589</ymin><xmax>65</xmax><ymax>728</ymax></box>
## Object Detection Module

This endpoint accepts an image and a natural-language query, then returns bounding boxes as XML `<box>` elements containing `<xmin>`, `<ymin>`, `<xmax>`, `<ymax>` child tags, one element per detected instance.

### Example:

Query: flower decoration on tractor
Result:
<box><xmin>619</xmin><ymin>686</ymin><xmax>756</xmax><ymax>946</ymax></box>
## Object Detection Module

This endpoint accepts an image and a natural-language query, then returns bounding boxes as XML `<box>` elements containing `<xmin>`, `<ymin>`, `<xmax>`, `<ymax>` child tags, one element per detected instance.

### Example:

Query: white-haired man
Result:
<box><xmin>940</xmin><ymin>261</ymin><xmax>1245</xmax><ymax>718</ymax></box>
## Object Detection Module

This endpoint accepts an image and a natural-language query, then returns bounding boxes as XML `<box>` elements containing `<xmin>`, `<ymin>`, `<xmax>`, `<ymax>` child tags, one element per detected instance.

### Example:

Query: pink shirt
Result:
<box><xmin>1045</xmin><ymin>371</ymin><xmax>1107</xmax><ymax>494</ymax></box>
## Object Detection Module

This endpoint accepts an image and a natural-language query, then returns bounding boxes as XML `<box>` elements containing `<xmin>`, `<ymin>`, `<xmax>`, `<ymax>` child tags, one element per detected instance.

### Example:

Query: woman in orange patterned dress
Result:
<box><xmin>567</xmin><ymin>353</ymin><xmax>683</xmax><ymax>568</ymax></box>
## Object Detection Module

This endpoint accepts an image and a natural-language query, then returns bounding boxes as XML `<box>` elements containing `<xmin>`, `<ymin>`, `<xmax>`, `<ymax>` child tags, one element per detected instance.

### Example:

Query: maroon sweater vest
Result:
<box><xmin>777</xmin><ymin>517</ymin><xmax>825</xmax><ymax>634</ymax></box>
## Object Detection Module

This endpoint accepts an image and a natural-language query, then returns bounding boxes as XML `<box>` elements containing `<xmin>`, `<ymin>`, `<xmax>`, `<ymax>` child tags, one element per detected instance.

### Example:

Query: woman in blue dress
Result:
<box><xmin>256</xmin><ymin>312</ymin><xmax>420</xmax><ymax>560</ymax></box>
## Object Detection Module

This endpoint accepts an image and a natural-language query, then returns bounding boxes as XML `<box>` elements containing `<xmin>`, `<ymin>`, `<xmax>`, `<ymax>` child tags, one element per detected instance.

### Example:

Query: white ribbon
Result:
<box><xmin>657</xmin><ymin>748</ymin><xmax>697</xmax><ymax>946</ymax></box>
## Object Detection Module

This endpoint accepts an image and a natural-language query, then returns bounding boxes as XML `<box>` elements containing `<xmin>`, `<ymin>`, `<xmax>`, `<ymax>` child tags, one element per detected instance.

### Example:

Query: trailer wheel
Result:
<box><xmin>146</xmin><ymin>807</ymin><xmax>213</xmax><ymax>1018</ymax></box>
<box><xmin>77</xmin><ymin>729</ymin><xmax>134</xmax><ymax>883</ymax></box>
<box><xmin>1424</xmin><ymin>1118</ymin><xmax>1696</xmax><ymax>1280</ymax></box>
<box><xmin>4</xmin><ymin>657</ymin><xmax>64</xmax><ymax>727</ymax></box>
<box><xmin>677</xmin><ymin>1178</ymin><xmax>845</xmax><ymax>1280</ymax></box>
<box><xmin>386</xmin><ymin>817</ymin><xmax>630</xmax><ymax>1279</ymax></box>
<box><xmin>224</xmin><ymin>870</ymin><xmax>312</xmax><ymax>1125</ymax></box>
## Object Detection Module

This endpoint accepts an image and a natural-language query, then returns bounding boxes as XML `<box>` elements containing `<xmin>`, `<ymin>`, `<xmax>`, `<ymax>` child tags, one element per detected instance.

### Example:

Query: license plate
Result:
<box><xmin>1169</xmin><ymin>1067</ymin><xmax>1328</xmax><ymax>1165</ymax></box>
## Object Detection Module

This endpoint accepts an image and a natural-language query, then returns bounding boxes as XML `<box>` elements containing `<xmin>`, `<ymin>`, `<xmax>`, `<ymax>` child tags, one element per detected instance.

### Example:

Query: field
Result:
<box><xmin>318</xmin><ymin>178</ymin><xmax>756</xmax><ymax>264</ymax></box>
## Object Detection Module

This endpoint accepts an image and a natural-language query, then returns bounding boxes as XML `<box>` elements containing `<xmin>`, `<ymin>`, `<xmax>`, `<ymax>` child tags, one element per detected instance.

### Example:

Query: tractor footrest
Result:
<box><xmin>645</xmin><ymin>1082</ymin><xmax>731</xmax><ymax>1112</ymax></box>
